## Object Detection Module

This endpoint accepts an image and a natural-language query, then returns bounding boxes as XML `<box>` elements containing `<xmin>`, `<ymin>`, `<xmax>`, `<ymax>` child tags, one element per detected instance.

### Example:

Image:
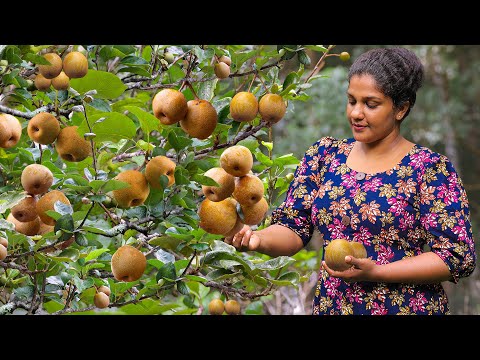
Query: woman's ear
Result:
<box><xmin>396</xmin><ymin>102</ymin><xmax>410</xmax><ymax>121</ymax></box>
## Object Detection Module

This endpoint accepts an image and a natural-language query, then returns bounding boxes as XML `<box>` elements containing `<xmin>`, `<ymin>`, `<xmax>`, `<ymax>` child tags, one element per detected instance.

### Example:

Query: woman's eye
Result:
<box><xmin>366</xmin><ymin>103</ymin><xmax>377</xmax><ymax>109</ymax></box>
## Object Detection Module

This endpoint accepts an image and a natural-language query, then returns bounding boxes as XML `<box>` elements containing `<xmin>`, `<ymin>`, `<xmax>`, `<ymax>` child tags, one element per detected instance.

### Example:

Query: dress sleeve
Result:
<box><xmin>420</xmin><ymin>154</ymin><xmax>476</xmax><ymax>283</ymax></box>
<box><xmin>271</xmin><ymin>137</ymin><xmax>332</xmax><ymax>246</ymax></box>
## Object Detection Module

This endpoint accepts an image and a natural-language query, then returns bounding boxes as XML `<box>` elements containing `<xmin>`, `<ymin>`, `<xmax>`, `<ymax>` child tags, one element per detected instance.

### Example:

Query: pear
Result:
<box><xmin>34</xmin><ymin>73</ymin><xmax>51</xmax><ymax>91</ymax></box>
<box><xmin>202</xmin><ymin>167</ymin><xmax>235</xmax><ymax>202</ymax></box>
<box><xmin>38</xmin><ymin>53</ymin><xmax>63</xmax><ymax>79</ymax></box>
<box><xmin>51</xmin><ymin>71</ymin><xmax>70</xmax><ymax>90</ymax></box>
<box><xmin>220</xmin><ymin>145</ymin><xmax>253</xmax><ymax>177</ymax></box>
<box><xmin>258</xmin><ymin>93</ymin><xmax>286</xmax><ymax>124</ymax></box>
<box><xmin>180</xmin><ymin>99</ymin><xmax>218</xmax><ymax>140</ymax></box>
<box><xmin>223</xmin><ymin>217</ymin><xmax>244</xmax><ymax>238</ymax></box>
<box><xmin>112</xmin><ymin>170</ymin><xmax>150</xmax><ymax>208</ymax></box>
<box><xmin>324</xmin><ymin>239</ymin><xmax>354</xmax><ymax>272</ymax></box>
<box><xmin>62</xmin><ymin>51</ymin><xmax>88</xmax><ymax>78</ymax></box>
<box><xmin>94</xmin><ymin>291</ymin><xmax>110</xmax><ymax>309</ymax></box>
<box><xmin>111</xmin><ymin>245</ymin><xmax>147</xmax><ymax>282</ymax></box>
<box><xmin>198</xmin><ymin>198</ymin><xmax>238</xmax><ymax>235</ymax></box>
<box><xmin>6</xmin><ymin>213</ymin><xmax>40</xmax><ymax>236</ymax></box>
<box><xmin>230</xmin><ymin>92</ymin><xmax>258</xmax><ymax>122</ymax></box>
<box><xmin>27</xmin><ymin>112</ymin><xmax>60</xmax><ymax>145</ymax></box>
<box><xmin>233</xmin><ymin>174</ymin><xmax>264</xmax><ymax>206</ymax></box>
<box><xmin>11</xmin><ymin>196</ymin><xmax>38</xmax><ymax>222</ymax></box>
<box><xmin>36</xmin><ymin>190</ymin><xmax>71</xmax><ymax>226</ymax></box>
<box><xmin>21</xmin><ymin>164</ymin><xmax>54</xmax><ymax>195</ymax></box>
<box><xmin>144</xmin><ymin>156</ymin><xmax>176</xmax><ymax>189</ymax></box>
<box><xmin>98</xmin><ymin>285</ymin><xmax>111</xmax><ymax>296</ymax></box>
<box><xmin>224</xmin><ymin>300</ymin><xmax>241</xmax><ymax>315</ymax></box>
<box><xmin>0</xmin><ymin>113</ymin><xmax>22</xmax><ymax>149</ymax></box>
<box><xmin>55</xmin><ymin>126</ymin><xmax>92</xmax><ymax>162</ymax></box>
<box><xmin>350</xmin><ymin>242</ymin><xmax>367</xmax><ymax>259</ymax></box>
<box><xmin>37</xmin><ymin>220</ymin><xmax>55</xmax><ymax>236</ymax></box>
<box><xmin>0</xmin><ymin>237</ymin><xmax>8</xmax><ymax>248</ymax></box>
<box><xmin>208</xmin><ymin>298</ymin><xmax>224</xmax><ymax>315</ymax></box>
<box><xmin>214</xmin><ymin>62</ymin><xmax>230</xmax><ymax>79</ymax></box>
<box><xmin>218</xmin><ymin>55</ymin><xmax>232</xmax><ymax>66</ymax></box>
<box><xmin>152</xmin><ymin>88</ymin><xmax>188</xmax><ymax>125</ymax></box>
<box><xmin>239</xmin><ymin>197</ymin><xmax>268</xmax><ymax>225</ymax></box>
<box><xmin>0</xmin><ymin>244</ymin><xmax>6</xmax><ymax>261</ymax></box>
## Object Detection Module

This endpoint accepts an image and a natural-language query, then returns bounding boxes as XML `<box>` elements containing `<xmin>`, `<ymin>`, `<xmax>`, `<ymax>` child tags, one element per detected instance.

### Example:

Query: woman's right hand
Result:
<box><xmin>224</xmin><ymin>225</ymin><xmax>261</xmax><ymax>252</ymax></box>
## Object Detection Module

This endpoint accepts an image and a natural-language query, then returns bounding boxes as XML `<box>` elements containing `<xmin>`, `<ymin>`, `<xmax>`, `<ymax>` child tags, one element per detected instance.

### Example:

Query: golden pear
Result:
<box><xmin>51</xmin><ymin>71</ymin><xmax>70</xmax><ymax>90</ymax></box>
<box><xmin>218</xmin><ymin>55</ymin><xmax>232</xmax><ymax>66</ymax></box>
<box><xmin>208</xmin><ymin>298</ymin><xmax>224</xmax><ymax>315</ymax></box>
<box><xmin>38</xmin><ymin>53</ymin><xmax>63</xmax><ymax>79</ymax></box>
<box><xmin>112</xmin><ymin>170</ymin><xmax>150</xmax><ymax>208</ymax></box>
<box><xmin>220</xmin><ymin>145</ymin><xmax>253</xmax><ymax>177</ymax></box>
<box><xmin>324</xmin><ymin>239</ymin><xmax>354</xmax><ymax>272</ymax></box>
<box><xmin>111</xmin><ymin>245</ymin><xmax>147</xmax><ymax>282</ymax></box>
<box><xmin>94</xmin><ymin>291</ymin><xmax>110</xmax><ymax>309</ymax></box>
<box><xmin>198</xmin><ymin>198</ymin><xmax>238</xmax><ymax>235</ymax></box>
<box><xmin>62</xmin><ymin>51</ymin><xmax>88</xmax><ymax>78</ymax></box>
<box><xmin>21</xmin><ymin>164</ymin><xmax>54</xmax><ymax>195</ymax></box>
<box><xmin>202</xmin><ymin>167</ymin><xmax>235</xmax><ymax>202</ymax></box>
<box><xmin>223</xmin><ymin>217</ymin><xmax>244</xmax><ymax>238</ymax></box>
<box><xmin>224</xmin><ymin>300</ymin><xmax>241</xmax><ymax>315</ymax></box>
<box><xmin>0</xmin><ymin>113</ymin><xmax>22</xmax><ymax>149</ymax></box>
<box><xmin>258</xmin><ymin>93</ymin><xmax>286</xmax><ymax>124</ymax></box>
<box><xmin>0</xmin><ymin>244</ymin><xmax>6</xmax><ymax>261</ymax></box>
<box><xmin>6</xmin><ymin>213</ymin><xmax>40</xmax><ymax>236</ymax></box>
<box><xmin>55</xmin><ymin>126</ymin><xmax>92</xmax><ymax>162</ymax></box>
<box><xmin>214</xmin><ymin>62</ymin><xmax>230</xmax><ymax>79</ymax></box>
<box><xmin>233</xmin><ymin>174</ymin><xmax>264</xmax><ymax>206</ymax></box>
<box><xmin>37</xmin><ymin>220</ymin><xmax>54</xmax><ymax>236</ymax></box>
<box><xmin>230</xmin><ymin>92</ymin><xmax>258</xmax><ymax>122</ymax></box>
<box><xmin>240</xmin><ymin>197</ymin><xmax>268</xmax><ymax>225</ymax></box>
<box><xmin>350</xmin><ymin>241</ymin><xmax>367</xmax><ymax>259</ymax></box>
<box><xmin>180</xmin><ymin>99</ymin><xmax>218</xmax><ymax>140</ymax></box>
<box><xmin>98</xmin><ymin>285</ymin><xmax>111</xmax><ymax>296</ymax></box>
<box><xmin>34</xmin><ymin>73</ymin><xmax>51</xmax><ymax>91</ymax></box>
<box><xmin>36</xmin><ymin>190</ymin><xmax>71</xmax><ymax>226</ymax></box>
<box><xmin>152</xmin><ymin>88</ymin><xmax>188</xmax><ymax>125</ymax></box>
<box><xmin>27</xmin><ymin>112</ymin><xmax>60</xmax><ymax>145</ymax></box>
<box><xmin>145</xmin><ymin>156</ymin><xmax>176</xmax><ymax>189</ymax></box>
<box><xmin>11</xmin><ymin>196</ymin><xmax>38</xmax><ymax>222</ymax></box>
<box><xmin>0</xmin><ymin>237</ymin><xmax>8</xmax><ymax>248</ymax></box>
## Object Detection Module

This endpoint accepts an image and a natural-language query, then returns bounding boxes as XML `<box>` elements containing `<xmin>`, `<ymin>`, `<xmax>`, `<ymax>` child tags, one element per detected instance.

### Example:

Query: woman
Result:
<box><xmin>225</xmin><ymin>47</ymin><xmax>476</xmax><ymax>315</ymax></box>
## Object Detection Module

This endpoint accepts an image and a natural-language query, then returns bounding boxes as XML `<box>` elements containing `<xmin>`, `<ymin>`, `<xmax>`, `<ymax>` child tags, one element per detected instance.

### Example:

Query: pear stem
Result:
<box><xmin>304</xmin><ymin>45</ymin><xmax>335</xmax><ymax>84</ymax></box>
<box><xmin>247</xmin><ymin>73</ymin><xmax>257</xmax><ymax>92</ymax></box>
<box><xmin>186</xmin><ymin>81</ymin><xmax>199</xmax><ymax>100</ymax></box>
<box><xmin>82</xmin><ymin>104</ymin><xmax>98</xmax><ymax>179</ymax></box>
<box><xmin>38</xmin><ymin>143</ymin><xmax>43</xmax><ymax>164</ymax></box>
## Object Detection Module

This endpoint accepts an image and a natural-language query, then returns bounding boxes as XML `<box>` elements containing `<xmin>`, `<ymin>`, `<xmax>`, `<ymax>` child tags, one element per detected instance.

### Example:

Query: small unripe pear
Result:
<box><xmin>34</xmin><ymin>73</ymin><xmax>52</xmax><ymax>91</ymax></box>
<box><xmin>208</xmin><ymin>299</ymin><xmax>224</xmax><ymax>315</ymax></box>
<box><xmin>0</xmin><ymin>244</ymin><xmax>6</xmax><ymax>261</ymax></box>
<box><xmin>214</xmin><ymin>62</ymin><xmax>230</xmax><ymax>79</ymax></box>
<box><xmin>224</xmin><ymin>300</ymin><xmax>241</xmax><ymax>315</ymax></box>
<box><xmin>94</xmin><ymin>291</ymin><xmax>110</xmax><ymax>309</ymax></box>
<box><xmin>98</xmin><ymin>285</ymin><xmax>111</xmax><ymax>296</ymax></box>
<box><xmin>339</xmin><ymin>52</ymin><xmax>351</xmax><ymax>62</ymax></box>
<box><xmin>63</xmin><ymin>51</ymin><xmax>88</xmax><ymax>78</ymax></box>
<box><xmin>21</xmin><ymin>164</ymin><xmax>54</xmax><ymax>195</ymax></box>
<box><xmin>0</xmin><ymin>237</ymin><xmax>8</xmax><ymax>248</ymax></box>
<box><xmin>164</xmin><ymin>52</ymin><xmax>175</xmax><ymax>64</ymax></box>
<box><xmin>51</xmin><ymin>71</ymin><xmax>70</xmax><ymax>90</ymax></box>
<box><xmin>38</xmin><ymin>53</ymin><xmax>63</xmax><ymax>79</ymax></box>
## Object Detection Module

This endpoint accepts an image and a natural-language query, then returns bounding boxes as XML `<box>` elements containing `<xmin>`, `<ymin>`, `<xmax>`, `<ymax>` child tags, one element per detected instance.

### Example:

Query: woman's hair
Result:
<box><xmin>348</xmin><ymin>47</ymin><xmax>424</xmax><ymax>119</ymax></box>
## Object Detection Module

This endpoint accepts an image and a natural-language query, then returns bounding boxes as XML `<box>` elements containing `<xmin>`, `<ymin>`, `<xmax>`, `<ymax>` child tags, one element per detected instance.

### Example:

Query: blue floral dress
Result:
<box><xmin>271</xmin><ymin>137</ymin><xmax>476</xmax><ymax>315</ymax></box>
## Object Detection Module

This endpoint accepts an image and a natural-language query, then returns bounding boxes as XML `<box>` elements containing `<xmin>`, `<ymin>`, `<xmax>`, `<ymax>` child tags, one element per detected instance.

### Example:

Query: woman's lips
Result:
<box><xmin>352</xmin><ymin>123</ymin><xmax>367</xmax><ymax>131</ymax></box>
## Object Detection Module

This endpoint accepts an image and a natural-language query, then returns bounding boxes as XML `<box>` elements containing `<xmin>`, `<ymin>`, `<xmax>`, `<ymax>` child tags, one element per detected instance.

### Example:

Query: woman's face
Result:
<box><xmin>346</xmin><ymin>74</ymin><xmax>405</xmax><ymax>144</ymax></box>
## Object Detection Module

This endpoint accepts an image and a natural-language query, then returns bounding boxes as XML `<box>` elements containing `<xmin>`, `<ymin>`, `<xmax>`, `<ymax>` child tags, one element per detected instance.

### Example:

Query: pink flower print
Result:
<box><xmin>452</xmin><ymin>222</ymin><xmax>468</xmax><ymax>242</ymax></box>
<box><xmin>345</xmin><ymin>283</ymin><xmax>365</xmax><ymax>304</ymax></box>
<box><xmin>387</xmin><ymin>197</ymin><xmax>408</xmax><ymax>216</ymax></box>
<box><xmin>297</xmin><ymin>158</ymin><xmax>307</xmax><ymax>175</ymax></box>
<box><xmin>410</xmin><ymin>151</ymin><xmax>432</xmax><ymax>169</ymax></box>
<box><xmin>327</xmin><ymin>218</ymin><xmax>346</xmax><ymax>239</ymax></box>
<box><xmin>363</xmin><ymin>177</ymin><xmax>383</xmax><ymax>192</ymax></box>
<box><xmin>376</xmin><ymin>244</ymin><xmax>394</xmax><ymax>265</ymax></box>
<box><xmin>294</xmin><ymin>217</ymin><xmax>306</xmax><ymax>227</ymax></box>
<box><xmin>370</xmin><ymin>302</ymin><xmax>388</xmax><ymax>315</ymax></box>
<box><xmin>399</xmin><ymin>213</ymin><xmax>415</xmax><ymax>231</ymax></box>
<box><xmin>341</xmin><ymin>173</ymin><xmax>358</xmax><ymax>189</ymax></box>
<box><xmin>409</xmin><ymin>292</ymin><xmax>428</xmax><ymax>313</ymax></box>
<box><xmin>329</xmin><ymin>157</ymin><xmax>341</xmax><ymax>172</ymax></box>
<box><xmin>420</xmin><ymin>212</ymin><xmax>438</xmax><ymax>230</ymax></box>
<box><xmin>325</xmin><ymin>277</ymin><xmax>342</xmax><ymax>298</ymax></box>
<box><xmin>420</xmin><ymin>182</ymin><xmax>436</xmax><ymax>205</ymax></box>
<box><xmin>353</xmin><ymin>226</ymin><xmax>372</xmax><ymax>246</ymax></box>
<box><xmin>284</xmin><ymin>195</ymin><xmax>295</xmax><ymax>208</ymax></box>
<box><xmin>437</xmin><ymin>183</ymin><xmax>458</xmax><ymax>206</ymax></box>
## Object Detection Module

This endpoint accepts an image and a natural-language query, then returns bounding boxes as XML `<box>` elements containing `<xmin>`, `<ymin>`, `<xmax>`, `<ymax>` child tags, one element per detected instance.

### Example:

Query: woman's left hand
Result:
<box><xmin>322</xmin><ymin>256</ymin><xmax>380</xmax><ymax>282</ymax></box>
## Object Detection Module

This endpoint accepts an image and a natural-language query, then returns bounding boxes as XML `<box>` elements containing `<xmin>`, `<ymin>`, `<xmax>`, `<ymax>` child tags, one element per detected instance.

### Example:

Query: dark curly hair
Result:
<box><xmin>348</xmin><ymin>47</ymin><xmax>424</xmax><ymax>120</ymax></box>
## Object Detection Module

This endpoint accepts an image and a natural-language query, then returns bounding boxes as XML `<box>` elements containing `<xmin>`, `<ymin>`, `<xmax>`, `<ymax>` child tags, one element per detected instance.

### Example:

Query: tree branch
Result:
<box><xmin>0</xmin><ymin>260</ymin><xmax>48</xmax><ymax>275</ymax></box>
<box><xmin>0</xmin><ymin>104</ymin><xmax>70</xmax><ymax>119</ymax></box>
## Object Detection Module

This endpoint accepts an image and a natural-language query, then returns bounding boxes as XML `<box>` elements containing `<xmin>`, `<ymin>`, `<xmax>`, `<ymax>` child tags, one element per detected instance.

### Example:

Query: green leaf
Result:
<box><xmin>254</xmin><ymin>149</ymin><xmax>273</xmax><ymax>166</ymax></box>
<box><xmin>269</xmin><ymin>271</ymin><xmax>300</xmax><ymax>286</ymax></box>
<box><xmin>254</xmin><ymin>256</ymin><xmax>295</xmax><ymax>271</ymax></box>
<box><xmin>190</xmin><ymin>243</ymin><xmax>210</xmax><ymax>251</ymax></box>
<box><xmin>85</xmin><ymin>248</ymin><xmax>110</xmax><ymax>261</ymax></box>
<box><xmin>304</xmin><ymin>45</ymin><xmax>328</xmax><ymax>52</ymax></box>
<box><xmin>70</xmin><ymin>70</ymin><xmax>127</xmax><ymax>99</ymax></box>
<box><xmin>0</xmin><ymin>191</ymin><xmax>27</xmax><ymax>214</ymax></box>
<box><xmin>202</xmin><ymin>251</ymin><xmax>255</xmax><ymax>275</ymax></box>
<box><xmin>297</xmin><ymin>50</ymin><xmax>311</xmax><ymax>66</ymax></box>
<box><xmin>117</xmin><ymin>66</ymin><xmax>152</xmax><ymax>77</ymax></box>
<box><xmin>176</xmin><ymin>280</ymin><xmax>190</xmax><ymax>295</ymax></box>
<box><xmin>245</xmin><ymin>300</ymin><xmax>264</xmax><ymax>315</ymax></box>
<box><xmin>167</xmin><ymin>130</ymin><xmax>192</xmax><ymax>152</ymax></box>
<box><xmin>148</xmin><ymin>236</ymin><xmax>183</xmax><ymax>251</ymax></box>
<box><xmin>156</xmin><ymin>262</ymin><xmax>176</xmax><ymax>282</ymax></box>
<box><xmin>75</xmin><ymin>232</ymin><xmax>88</xmax><ymax>246</ymax></box>
<box><xmin>54</xmin><ymin>214</ymin><xmax>74</xmax><ymax>233</ymax></box>
<box><xmin>198</xmin><ymin>79</ymin><xmax>218</xmax><ymax>102</ymax></box>
<box><xmin>192</xmin><ymin>174</ymin><xmax>220</xmax><ymax>187</ymax></box>
<box><xmin>44</xmin><ymin>300</ymin><xmax>65</xmax><ymax>314</ymax></box>
<box><xmin>184</xmin><ymin>275</ymin><xmax>208</xmax><ymax>283</ymax></box>
<box><xmin>124</xmin><ymin>105</ymin><xmax>160</xmax><ymax>136</ymax></box>
<box><xmin>89</xmin><ymin>98</ymin><xmax>112</xmax><ymax>112</ymax></box>
<box><xmin>78</xmin><ymin>112</ymin><xmax>136</xmax><ymax>143</ymax></box>
<box><xmin>120</xmin><ymin>56</ymin><xmax>149</xmax><ymax>66</ymax></box>
<box><xmin>283</xmin><ymin>72</ymin><xmax>297</xmax><ymax>90</ymax></box>
<box><xmin>273</xmin><ymin>153</ymin><xmax>300</xmax><ymax>167</ymax></box>
<box><xmin>54</xmin><ymin>201</ymin><xmax>73</xmax><ymax>216</ymax></box>
<box><xmin>100</xmin><ymin>179</ymin><xmax>131</xmax><ymax>193</ymax></box>
<box><xmin>51</xmin><ymin>248</ymin><xmax>80</xmax><ymax>262</ymax></box>
<box><xmin>25</xmin><ymin>53</ymin><xmax>51</xmax><ymax>65</ymax></box>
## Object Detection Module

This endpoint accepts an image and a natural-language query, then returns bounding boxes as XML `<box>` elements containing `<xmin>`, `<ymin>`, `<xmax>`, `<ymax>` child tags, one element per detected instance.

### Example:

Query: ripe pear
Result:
<box><xmin>62</xmin><ymin>51</ymin><xmax>88</xmax><ymax>78</ymax></box>
<box><xmin>224</xmin><ymin>300</ymin><xmax>241</xmax><ymax>315</ymax></box>
<box><xmin>98</xmin><ymin>285</ymin><xmax>111</xmax><ymax>296</ymax></box>
<box><xmin>220</xmin><ymin>145</ymin><xmax>253</xmax><ymax>177</ymax></box>
<box><xmin>230</xmin><ymin>92</ymin><xmax>258</xmax><ymax>122</ymax></box>
<box><xmin>6</xmin><ymin>213</ymin><xmax>40</xmax><ymax>236</ymax></box>
<box><xmin>144</xmin><ymin>156</ymin><xmax>176</xmax><ymax>189</ymax></box>
<box><xmin>94</xmin><ymin>291</ymin><xmax>110</xmax><ymax>309</ymax></box>
<box><xmin>240</xmin><ymin>197</ymin><xmax>268</xmax><ymax>225</ymax></box>
<box><xmin>218</xmin><ymin>55</ymin><xmax>232</xmax><ymax>66</ymax></box>
<box><xmin>202</xmin><ymin>167</ymin><xmax>235</xmax><ymax>202</ymax></box>
<box><xmin>55</xmin><ymin>126</ymin><xmax>92</xmax><ymax>162</ymax></box>
<box><xmin>112</xmin><ymin>170</ymin><xmax>150</xmax><ymax>208</ymax></box>
<box><xmin>324</xmin><ymin>239</ymin><xmax>354</xmax><ymax>272</ymax></box>
<box><xmin>111</xmin><ymin>245</ymin><xmax>147</xmax><ymax>282</ymax></box>
<box><xmin>38</xmin><ymin>53</ymin><xmax>63</xmax><ymax>79</ymax></box>
<box><xmin>0</xmin><ymin>237</ymin><xmax>8</xmax><ymax>248</ymax></box>
<box><xmin>21</xmin><ymin>164</ymin><xmax>54</xmax><ymax>195</ymax></box>
<box><xmin>223</xmin><ymin>217</ymin><xmax>244</xmax><ymax>238</ymax></box>
<box><xmin>152</xmin><ymin>88</ymin><xmax>188</xmax><ymax>125</ymax></box>
<box><xmin>36</xmin><ymin>190</ymin><xmax>71</xmax><ymax>226</ymax></box>
<box><xmin>198</xmin><ymin>198</ymin><xmax>238</xmax><ymax>235</ymax></box>
<box><xmin>51</xmin><ymin>71</ymin><xmax>70</xmax><ymax>90</ymax></box>
<box><xmin>233</xmin><ymin>174</ymin><xmax>264</xmax><ymax>206</ymax></box>
<box><xmin>37</xmin><ymin>220</ymin><xmax>54</xmax><ymax>236</ymax></box>
<box><xmin>0</xmin><ymin>113</ymin><xmax>22</xmax><ymax>149</ymax></box>
<box><xmin>214</xmin><ymin>62</ymin><xmax>230</xmax><ymax>79</ymax></box>
<box><xmin>11</xmin><ymin>196</ymin><xmax>38</xmax><ymax>222</ymax></box>
<box><xmin>208</xmin><ymin>298</ymin><xmax>224</xmax><ymax>315</ymax></box>
<box><xmin>34</xmin><ymin>73</ymin><xmax>51</xmax><ymax>91</ymax></box>
<box><xmin>350</xmin><ymin>241</ymin><xmax>367</xmax><ymax>259</ymax></box>
<box><xmin>258</xmin><ymin>93</ymin><xmax>286</xmax><ymax>124</ymax></box>
<box><xmin>0</xmin><ymin>244</ymin><xmax>6</xmax><ymax>261</ymax></box>
<box><xmin>27</xmin><ymin>112</ymin><xmax>60</xmax><ymax>145</ymax></box>
<box><xmin>180</xmin><ymin>99</ymin><xmax>218</xmax><ymax>140</ymax></box>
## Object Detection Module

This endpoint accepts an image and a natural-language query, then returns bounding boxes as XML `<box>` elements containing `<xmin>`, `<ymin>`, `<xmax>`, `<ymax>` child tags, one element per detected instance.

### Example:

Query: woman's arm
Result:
<box><xmin>322</xmin><ymin>252</ymin><xmax>453</xmax><ymax>284</ymax></box>
<box><xmin>224</xmin><ymin>224</ymin><xmax>304</xmax><ymax>257</ymax></box>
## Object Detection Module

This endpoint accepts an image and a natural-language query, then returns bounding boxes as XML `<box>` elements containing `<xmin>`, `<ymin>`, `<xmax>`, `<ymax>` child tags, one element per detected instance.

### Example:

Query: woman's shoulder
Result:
<box><xmin>411</xmin><ymin>143</ymin><xmax>453</xmax><ymax>168</ymax></box>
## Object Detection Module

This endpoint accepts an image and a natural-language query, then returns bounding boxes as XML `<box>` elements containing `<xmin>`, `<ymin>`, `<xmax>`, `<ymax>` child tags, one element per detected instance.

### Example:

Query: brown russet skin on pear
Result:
<box><xmin>214</xmin><ymin>62</ymin><xmax>230</xmax><ymax>79</ymax></box>
<box><xmin>152</xmin><ymin>88</ymin><xmax>188</xmax><ymax>125</ymax></box>
<box><xmin>145</xmin><ymin>156</ymin><xmax>176</xmax><ymax>189</ymax></box>
<box><xmin>180</xmin><ymin>99</ymin><xmax>218</xmax><ymax>140</ymax></box>
<box><xmin>38</xmin><ymin>53</ymin><xmax>63</xmax><ymax>79</ymax></box>
<box><xmin>34</xmin><ymin>73</ymin><xmax>51</xmax><ymax>91</ymax></box>
<box><xmin>0</xmin><ymin>244</ymin><xmax>6</xmax><ymax>261</ymax></box>
<box><xmin>0</xmin><ymin>114</ymin><xmax>22</xmax><ymax>149</ymax></box>
<box><xmin>37</xmin><ymin>220</ymin><xmax>54</xmax><ymax>236</ymax></box>
<box><xmin>112</xmin><ymin>170</ymin><xmax>150</xmax><ymax>208</ymax></box>
<box><xmin>233</xmin><ymin>174</ymin><xmax>264</xmax><ymax>207</ymax></box>
<box><xmin>220</xmin><ymin>145</ymin><xmax>253</xmax><ymax>177</ymax></box>
<box><xmin>218</xmin><ymin>55</ymin><xmax>232</xmax><ymax>66</ymax></box>
<box><xmin>51</xmin><ymin>71</ymin><xmax>70</xmax><ymax>90</ymax></box>
<box><xmin>94</xmin><ymin>292</ymin><xmax>110</xmax><ymax>309</ymax></box>
<box><xmin>55</xmin><ymin>126</ymin><xmax>92</xmax><ymax>162</ymax></box>
<box><xmin>0</xmin><ymin>237</ymin><xmax>8</xmax><ymax>248</ymax></box>
<box><xmin>202</xmin><ymin>167</ymin><xmax>235</xmax><ymax>202</ymax></box>
<box><xmin>324</xmin><ymin>239</ymin><xmax>354</xmax><ymax>272</ymax></box>
<box><xmin>36</xmin><ymin>190</ymin><xmax>71</xmax><ymax>226</ymax></box>
<box><xmin>6</xmin><ymin>213</ymin><xmax>40</xmax><ymax>236</ymax></box>
<box><xmin>27</xmin><ymin>112</ymin><xmax>60</xmax><ymax>145</ymax></box>
<box><xmin>350</xmin><ymin>241</ymin><xmax>367</xmax><ymax>259</ymax></box>
<box><xmin>223</xmin><ymin>217</ymin><xmax>244</xmax><ymax>238</ymax></box>
<box><xmin>208</xmin><ymin>299</ymin><xmax>224</xmax><ymax>315</ymax></box>
<box><xmin>62</xmin><ymin>51</ymin><xmax>88</xmax><ymax>79</ymax></box>
<box><xmin>198</xmin><ymin>198</ymin><xmax>238</xmax><ymax>235</ymax></box>
<box><xmin>21</xmin><ymin>164</ymin><xmax>54</xmax><ymax>195</ymax></box>
<box><xmin>98</xmin><ymin>285</ymin><xmax>111</xmax><ymax>296</ymax></box>
<box><xmin>11</xmin><ymin>196</ymin><xmax>38</xmax><ymax>223</ymax></box>
<box><xmin>230</xmin><ymin>92</ymin><xmax>258</xmax><ymax>122</ymax></box>
<box><xmin>224</xmin><ymin>300</ymin><xmax>241</xmax><ymax>315</ymax></box>
<box><xmin>258</xmin><ymin>93</ymin><xmax>287</xmax><ymax>124</ymax></box>
<box><xmin>111</xmin><ymin>245</ymin><xmax>147</xmax><ymax>282</ymax></box>
<box><xmin>240</xmin><ymin>197</ymin><xmax>268</xmax><ymax>225</ymax></box>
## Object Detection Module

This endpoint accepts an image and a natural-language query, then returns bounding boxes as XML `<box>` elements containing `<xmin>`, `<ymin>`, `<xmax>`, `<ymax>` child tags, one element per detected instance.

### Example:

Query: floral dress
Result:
<box><xmin>271</xmin><ymin>137</ymin><xmax>476</xmax><ymax>315</ymax></box>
